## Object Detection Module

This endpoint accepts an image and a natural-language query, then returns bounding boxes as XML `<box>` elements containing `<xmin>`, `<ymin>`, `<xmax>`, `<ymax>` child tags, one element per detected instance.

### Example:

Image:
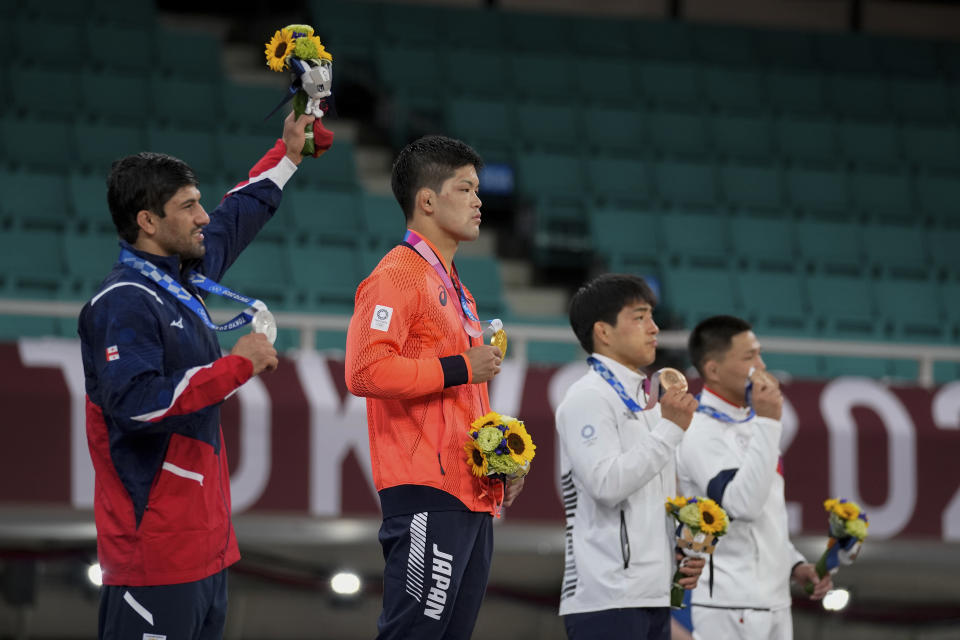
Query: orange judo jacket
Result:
<box><xmin>345</xmin><ymin>238</ymin><xmax>502</xmax><ymax>517</ymax></box>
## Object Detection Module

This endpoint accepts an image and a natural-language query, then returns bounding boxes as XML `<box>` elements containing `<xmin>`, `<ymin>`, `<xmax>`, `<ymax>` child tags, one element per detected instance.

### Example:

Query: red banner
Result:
<box><xmin>3</xmin><ymin>339</ymin><xmax>960</xmax><ymax>540</ymax></box>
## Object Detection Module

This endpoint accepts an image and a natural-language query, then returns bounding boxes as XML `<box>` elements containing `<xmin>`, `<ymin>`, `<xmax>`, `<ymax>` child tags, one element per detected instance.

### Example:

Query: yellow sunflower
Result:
<box><xmin>503</xmin><ymin>419</ymin><xmax>536</xmax><ymax>465</ymax></box>
<box><xmin>665</xmin><ymin>496</ymin><xmax>688</xmax><ymax>512</ymax></box>
<box><xmin>834</xmin><ymin>501</ymin><xmax>860</xmax><ymax>520</ymax></box>
<box><xmin>471</xmin><ymin>411</ymin><xmax>502</xmax><ymax>430</ymax></box>
<box><xmin>464</xmin><ymin>440</ymin><xmax>488</xmax><ymax>478</ymax></box>
<box><xmin>823</xmin><ymin>498</ymin><xmax>839</xmax><ymax>513</ymax></box>
<box><xmin>698</xmin><ymin>498</ymin><xmax>728</xmax><ymax>535</ymax></box>
<box><xmin>265</xmin><ymin>28</ymin><xmax>294</xmax><ymax>72</ymax></box>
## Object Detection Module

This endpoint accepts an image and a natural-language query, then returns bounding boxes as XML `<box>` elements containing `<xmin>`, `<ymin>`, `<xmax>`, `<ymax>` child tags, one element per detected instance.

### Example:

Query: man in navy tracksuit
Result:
<box><xmin>78</xmin><ymin>111</ymin><xmax>325</xmax><ymax>639</ymax></box>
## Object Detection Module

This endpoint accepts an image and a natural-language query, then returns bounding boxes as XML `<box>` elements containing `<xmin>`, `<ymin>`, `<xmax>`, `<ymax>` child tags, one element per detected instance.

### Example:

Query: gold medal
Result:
<box><xmin>490</xmin><ymin>328</ymin><xmax>507</xmax><ymax>357</ymax></box>
<box><xmin>658</xmin><ymin>367</ymin><xmax>688</xmax><ymax>393</ymax></box>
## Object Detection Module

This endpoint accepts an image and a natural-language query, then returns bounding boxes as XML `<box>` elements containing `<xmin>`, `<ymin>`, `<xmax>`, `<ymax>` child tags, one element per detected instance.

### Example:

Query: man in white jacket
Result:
<box><xmin>677</xmin><ymin>315</ymin><xmax>832</xmax><ymax>640</ymax></box>
<box><xmin>555</xmin><ymin>274</ymin><xmax>703</xmax><ymax>639</ymax></box>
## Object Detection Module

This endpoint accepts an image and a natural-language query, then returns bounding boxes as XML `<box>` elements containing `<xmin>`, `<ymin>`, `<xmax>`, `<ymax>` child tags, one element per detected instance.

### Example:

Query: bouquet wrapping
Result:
<box><xmin>805</xmin><ymin>498</ymin><xmax>868</xmax><ymax>594</ymax></box>
<box><xmin>665</xmin><ymin>496</ymin><xmax>729</xmax><ymax>608</ymax></box>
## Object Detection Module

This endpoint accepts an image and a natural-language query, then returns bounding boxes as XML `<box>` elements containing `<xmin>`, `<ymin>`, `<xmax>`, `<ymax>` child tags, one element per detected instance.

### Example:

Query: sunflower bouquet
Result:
<box><xmin>805</xmin><ymin>498</ymin><xmax>868</xmax><ymax>594</ymax></box>
<box><xmin>464</xmin><ymin>411</ymin><xmax>536</xmax><ymax>481</ymax></box>
<box><xmin>665</xmin><ymin>496</ymin><xmax>730</xmax><ymax>608</ymax></box>
<box><xmin>263</xmin><ymin>24</ymin><xmax>334</xmax><ymax>157</ymax></box>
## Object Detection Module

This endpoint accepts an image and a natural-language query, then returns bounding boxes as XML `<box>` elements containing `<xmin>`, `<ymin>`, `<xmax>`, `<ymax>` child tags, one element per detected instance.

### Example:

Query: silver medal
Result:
<box><xmin>251</xmin><ymin>309</ymin><xmax>277</xmax><ymax>345</ymax></box>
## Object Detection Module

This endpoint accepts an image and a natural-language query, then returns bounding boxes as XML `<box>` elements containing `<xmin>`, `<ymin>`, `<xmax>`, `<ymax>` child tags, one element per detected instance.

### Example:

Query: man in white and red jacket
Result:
<box><xmin>79</xmin><ymin>112</ymin><xmax>328</xmax><ymax>640</ymax></box>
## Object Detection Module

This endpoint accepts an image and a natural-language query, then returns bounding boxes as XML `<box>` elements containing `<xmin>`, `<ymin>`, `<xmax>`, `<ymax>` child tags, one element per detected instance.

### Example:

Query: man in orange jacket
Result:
<box><xmin>346</xmin><ymin>135</ymin><xmax>523</xmax><ymax>639</ymax></box>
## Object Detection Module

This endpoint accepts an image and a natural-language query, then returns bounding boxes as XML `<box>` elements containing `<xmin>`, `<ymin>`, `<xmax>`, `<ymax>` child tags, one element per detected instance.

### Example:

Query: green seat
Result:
<box><xmin>454</xmin><ymin>255</ymin><xmax>506</xmax><ymax>317</ymax></box>
<box><xmin>220</xmin><ymin>82</ymin><xmax>288</xmax><ymax>137</ymax></box>
<box><xmin>68</xmin><ymin>172</ymin><xmax>113</xmax><ymax>233</ymax></box>
<box><xmin>702</xmin><ymin>68</ymin><xmax>766</xmax><ymax>113</ymax></box>
<box><xmin>873</xmin><ymin>276</ymin><xmax>946</xmax><ymax>341</ymax></box>
<box><xmin>589</xmin><ymin>208</ymin><xmax>662</xmax><ymax>273</ymax></box>
<box><xmin>785</xmin><ymin>166</ymin><xmax>849</xmax><ymax>217</ymax></box>
<box><xmin>20</xmin><ymin>0</ymin><xmax>93</xmax><ymax>21</ymax></box>
<box><xmin>0</xmin><ymin>115</ymin><xmax>72</xmax><ymax>172</ymax></box>
<box><xmin>79</xmin><ymin>69</ymin><xmax>150</xmax><ymax>125</ymax></box>
<box><xmin>572</xmin><ymin>17</ymin><xmax>635</xmax><ymax>56</ymax></box>
<box><xmin>795</xmin><ymin>220</ymin><xmax>864</xmax><ymax>274</ymax></box>
<box><xmin>150</xmin><ymin>76</ymin><xmax>220</xmax><ymax>128</ymax></box>
<box><xmin>312</xmin><ymin>330</ymin><xmax>349</xmax><ymax>354</ymax></box>
<box><xmin>660</xmin><ymin>211</ymin><xmax>729</xmax><ymax>269</ymax></box>
<box><xmin>653</xmin><ymin>160</ymin><xmax>717</xmax><ymax>209</ymax></box>
<box><xmin>360</xmin><ymin>193</ymin><xmax>403</xmax><ymax>247</ymax></box>
<box><xmin>90</xmin><ymin>0</ymin><xmax>156</xmax><ymax>26</ymax></box>
<box><xmin>711</xmin><ymin>113</ymin><xmax>776</xmax><ymax>163</ymax></box>
<box><xmin>303</xmin><ymin>139</ymin><xmax>357</xmax><ymax>189</ymax></box>
<box><xmin>575</xmin><ymin>57</ymin><xmax>637</xmax><ymax>105</ymax></box>
<box><xmin>218</xmin><ymin>242</ymin><xmax>291</xmax><ymax>310</ymax></box>
<box><xmin>838</xmin><ymin>121</ymin><xmax>902</xmax><ymax>169</ymax></box>
<box><xmin>766</xmin><ymin>71</ymin><xmax>827</xmax><ymax>115</ymax></box>
<box><xmin>74</xmin><ymin>121</ymin><xmax>145</xmax><ymax>174</ymax></box>
<box><xmin>916</xmin><ymin>173</ymin><xmax>960</xmax><ymax>226</ymax></box>
<box><xmin>515</xmin><ymin>102</ymin><xmax>580</xmax><ymax>153</ymax></box>
<box><xmin>814</xmin><ymin>33</ymin><xmax>878</xmax><ymax>74</ymax></box>
<box><xmin>807</xmin><ymin>274</ymin><xmax>878</xmax><ymax>338</ymax></box>
<box><xmin>661</xmin><ymin>266</ymin><xmax>739</xmax><ymax>327</ymax></box>
<box><xmin>0</xmin><ymin>315</ymin><xmax>60</xmax><ymax>340</ymax></box>
<box><xmin>378</xmin><ymin>3</ymin><xmax>442</xmax><ymax>45</ymax></box>
<box><xmin>84</xmin><ymin>24</ymin><xmax>154</xmax><ymax>72</ymax></box>
<box><xmin>156</xmin><ymin>29</ymin><xmax>222</xmax><ymax>79</ymax></box>
<box><xmin>691</xmin><ymin>24</ymin><xmax>758</xmax><ymax>66</ymax></box>
<box><xmin>441</xmin><ymin>49</ymin><xmax>508</xmax><ymax>98</ymax></box>
<box><xmin>309</xmin><ymin>0</ymin><xmax>378</xmax><ymax>64</ymax></box>
<box><xmin>12</xmin><ymin>18</ymin><xmax>84</xmax><ymax>67</ymax></box>
<box><xmin>7</xmin><ymin>66</ymin><xmax>80</xmax><ymax>119</ymax></box>
<box><xmin>633</xmin><ymin>20</ymin><xmax>694</xmax><ymax>61</ymax></box>
<box><xmin>0</xmin><ymin>169</ymin><xmax>69</xmax><ymax>230</ymax></box>
<box><xmin>933</xmin><ymin>362</ymin><xmax>960</xmax><ymax>384</ymax></box>
<box><xmin>287</xmin><ymin>244</ymin><xmax>361</xmax><ymax>310</ymax></box>
<box><xmin>508</xmin><ymin>52</ymin><xmax>573</xmax><ymax>101</ymax></box>
<box><xmin>929</xmin><ymin>229</ymin><xmax>960</xmax><ymax>278</ymax></box>
<box><xmin>849</xmin><ymin>169</ymin><xmax>913</xmax><ymax>224</ymax></box>
<box><xmin>516</xmin><ymin>152</ymin><xmax>585</xmax><ymax>200</ymax></box>
<box><xmin>216</xmin><ymin>131</ymin><xmax>280</xmax><ymax>178</ymax></box>
<box><xmin>145</xmin><ymin>127</ymin><xmax>219</xmax><ymax>177</ymax></box>
<box><xmin>287</xmin><ymin>187</ymin><xmax>362</xmax><ymax>245</ymax></box>
<box><xmin>638</xmin><ymin>61</ymin><xmax>702</xmax><ymax>109</ymax></box>
<box><xmin>876</xmin><ymin>36</ymin><xmax>940</xmax><ymax>78</ymax></box>
<box><xmin>729</xmin><ymin>216</ymin><xmax>795</xmax><ymax>271</ymax></box>
<box><xmin>754</xmin><ymin>30</ymin><xmax>818</xmax><ymax>71</ymax></box>
<box><xmin>526</xmin><ymin>341</ymin><xmax>582</xmax><ymax>365</ymax></box>
<box><xmin>0</xmin><ymin>229</ymin><xmax>66</xmax><ymax>298</ymax></box>
<box><xmin>439</xmin><ymin>7</ymin><xmax>504</xmax><ymax>50</ymax></box>
<box><xmin>942</xmin><ymin>281</ymin><xmax>960</xmax><ymax>333</ymax></box>
<box><xmin>762</xmin><ymin>353</ymin><xmax>822</xmax><ymax>379</ymax></box>
<box><xmin>774</xmin><ymin>115</ymin><xmax>837</xmax><ymax>165</ymax></box>
<box><xmin>719</xmin><ymin>163</ymin><xmax>783</xmax><ymax>213</ymax></box>
<box><xmin>888</xmin><ymin>78</ymin><xmax>951</xmax><ymax>123</ymax></box>
<box><xmin>64</xmin><ymin>231</ymin><xmax>119</xmax><ymax>296</ymax></box>
<box><xmin>503</xmin><ymin>12</ymin><xmax>572</xmax><ymax>52</ymax></box>
<box><xmin>585</xmin><ymin>157</ymin><xmax>652</xmax><ymax>207</ymax></box>
<box><xmin>827</xmin><ymin>75</ymin><xmax>891</xmax><ymax>120</ymax></box>
<box><xmin>646</xmin><ymin>109</ymin><xmax>711</xmax><ymax>159</ymax></box>
<box><xmin>582</xmin><ymin>106</ymin><xmax>645</xmax><ymax>156</ymax></box>
<box><xmin>445</xmin><ymin>97</ymin><xmax>515</xmax><ymax>156</ymax></box>
<box><xmin>901</xmin><ymin>125</ymin><xmax>960</xmax><ymax>172</ymax></box>
<box><xmin>737</xmin><ymin>271</ymin><xmax>812</xmax><ymax>335</ymax></box>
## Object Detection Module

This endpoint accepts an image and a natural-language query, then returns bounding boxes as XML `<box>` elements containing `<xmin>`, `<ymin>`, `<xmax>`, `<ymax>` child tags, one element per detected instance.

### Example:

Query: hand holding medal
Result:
<box><xmin>746</xmin><ymin>366</ymin><xmax>782</xmax><ymax>420</ymax></box>
<box><xmin>251</xmin><ymin>308</ymin><xmax>277</xmax><ymax>345</ymax></box>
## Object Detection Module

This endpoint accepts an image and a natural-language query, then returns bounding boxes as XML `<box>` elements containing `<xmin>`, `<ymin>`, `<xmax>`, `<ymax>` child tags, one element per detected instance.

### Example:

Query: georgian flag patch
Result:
<box><xmin>106</xmin><ymin>345</ymin><xmax>120</xmax><ymax>362</ymax></box>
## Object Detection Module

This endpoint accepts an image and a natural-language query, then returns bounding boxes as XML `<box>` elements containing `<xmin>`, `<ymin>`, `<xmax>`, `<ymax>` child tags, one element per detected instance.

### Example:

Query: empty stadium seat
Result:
<box><xmin>795</xmin><ymin>220</ymin><xmax>864</xmax><ymax>274</ymax></box>
<box><xmin>441</xmin><ymin>49</ymin><xmax>509</xmax><ymax>98</ymax></box>
<box><xmin>711</xmin><ymin>113</ymin><xmax>776</xmax><ymax>163</ymax></box>
<box><xmin>837</xmin><ymin>121</ymin><xmax>902</xmax><ymax>169</ymax></box>
<box><xmin>815</xmin><ymin>33</ymin><xmax>878</xmax><ymax>74</ymax></box>
<box><xmin>762</xmin><ymin>353</ymin><xmax>822</xmax><ymax>379</ymax></box>
<box><xmin>646</xmin><ymin>109</ymin><xmax>711</xmax><ymax>160</ymax></box>
<box><xmin>515</xmin><ymin>151</ymin><xmax>585</xmax><ymax>200</ymax></box>
<box><xmin>145</xmin><ymin>127</ymin><xmax>219</xmax><ymax>176</ymax></box>
<box><xmin>150</xmin><ymin>76</ymin><xmax>221</xmax><ymax>128</ymax></box>
<box><xmin>0</xmin><ymin>229</ymin><xmax>67</xmax><ymax>298</ymax></box>
<box><xmin>287</xmin><ymin>244</ymin><xmax>361</xmax><ymax>311</ymax></box>
<box><xmin>582</xmin><ymin>106</ymin><xmax>646</xmax><ymax>156</ymax></box>
<box><xmin>901</xmin><ymin>124</ymin><xmax>960</xmax><ymax>172</ymax></box>
<box><xmin>453</xmin><ymin>255</ymin><xmax>507</xmax><ymax>317</ymax></box>
<box><xmin>888</xmin><ymin>78</ymin><xmax>952</xmax><ymax>123</ymax></box>
<box><xmin>445</xmin><ymin>97</ymin><xmax>515</xmax><ymax>158</ymax></box>
<box><xmin>589</xmin><ymin>208</ymin><xmax>662</xmax><ymax>274</ymax></box>
<box><xmin>863</xmin><ymin>224</ymin><xmax>930</xmax><ymax>279</ymax></box>
<box><xmin>585</xmin><ymin>157</ymin><xmax>652</xmax><ymax>207</ymax></box>
<box><xmin>68</xmin><ymin>171</ymin><xmax>113</xmax><ymax>233</ymax></box>
<box><xmin>915</xmin><ymin>172</ymin><xmax>960</xmax><ymax>226</ymax></box>
<box><xmin>719</xmin><ymin>163</ymin><xmax>783</xmax><ymax>213</ymax></box>
<box><xmin>701</xmin><ymin>67</ymin><xmax>767</xmax><ymax>113</ymax></box>
<box><xmin>286</xmin><ymin>186</ymin><xmax>362</xmax><ymax>245</ymax></box>
<box><xmin>0</xmin><ymin>115</ymin><xmax>73</xmax><ymax>172</ymax></box>
<box><xmin>661</xmin><ymin>266</ymin><xmax>739</xmax><ymax>327</ymax></box>
<box><xmin>637</xmin><ymin>61</ymin><xmax>702</xmax><ymax>109</ymax></box>
<box><xmin>849</xmin><ymin>169</ymin><xmax>914</xmax><ymax>224</ymax></box>
<box><xmin>729</xmin><ymin>216</ymin><xmax>796</xmax><ymax>271</ymax></box>
<box><xmin>515</xmin><ymin>102</ymin><xmax>581</xmax><ymax>153</ymax></box>
<box><xmin>79</xmin><ymin>69</ymin><xmax>150</xmax><ymax>124</ymax></box>
<box><xmin>784</xmin><ymin>165</ymin><xmax>849</xmax><ymax>217</ymax></box>
<box><xmin>774</xmin><ymin>115</ymin><xmax>838</xmax><ymax>166</ymax></box>
<box><xmin>766</xmin><ymin>71</ymin><xmax>827</xmax><ymax>115</ymax></box>
<box><xmin>0</xmin><ymin>169</ymin><xmax>70</xmax><ymax>230</ymax></box>
<box><xmin>155</xmin><ymin>29</ymin><xmax>222</xmax><ymax>79</ymax></box>
<box><xmin>874</xmin><ymin>276</ymin><xmax>946</xmax><ymax>342</ymax></box>
<box><xmin>807</xmin><ymin>273</ymin><xmax>879</xmax><ymax>337</ymax></box>
<box><xmin>653</xmin><ymin>160</ymin><xmax>718</xmax><ymax>210</ymax></box>
<box><xmin>217</xmin><ymin>241</ymin><xmax>291</xmax><ymax>309</ymax></box>
<box><xmin>660</xmin><ymin>210</ymin><xmax>730</xmax><ymax>269</ymax></box>
<box><xmin>737</xmin><ymin>270</ymin><xmax>812</xmax><ymax>335</ymax></box>
<box><xmin>575</xmin><ymin>57</ymin><xmax>637</xmax><ymax>106</ymax></box>
<box><xmin>83</xmin><ymin>24</ymin><xmax>155</xmax><ymax>73</ymax></box>
<box><xmin>359</xmin><ymin>193</ymin><xmax>403</xmax><ymax>247</ymax></box>
<box><xmin>508</xmin><ymin>52</ymin><xmax>573</xmax><ymax>101</ymax></box>
<box><xmin>73</xmin><ymin>121</ymin><xmax>145</xmax><ymax>173</ymax></box>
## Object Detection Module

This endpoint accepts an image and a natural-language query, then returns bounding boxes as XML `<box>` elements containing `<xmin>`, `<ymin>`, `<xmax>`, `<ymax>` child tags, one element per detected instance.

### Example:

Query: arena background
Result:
<box><xmin>2</xmin><ymin>0</ymin><xmax>960</xmax><ymax>637</ymax></box>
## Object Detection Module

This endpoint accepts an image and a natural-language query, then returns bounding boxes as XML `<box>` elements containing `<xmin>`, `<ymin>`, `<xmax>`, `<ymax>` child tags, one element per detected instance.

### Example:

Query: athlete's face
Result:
<box><xmin>431</xmin><ymin>165</ymin><xmax>482</xmax><ymax>243</ymax></box>
<box><xmin>707</xmin><ymin>330</ymin><xmax>766</xmax><ymax>404</ymax></box>
<box><xmin>152</xmin><ymin>185</ymin><xmax>209</xmax><ymax>260</ymax></box>
<box><xmin>596</xmin><ymin>300</ymin><xmax>659</xmax><ymax>371</ymax></box>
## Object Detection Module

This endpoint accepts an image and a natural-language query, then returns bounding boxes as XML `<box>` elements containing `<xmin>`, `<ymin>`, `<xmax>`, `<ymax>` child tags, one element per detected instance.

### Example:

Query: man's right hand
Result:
<box><xmin>231</xmin><ymin>333</ymin><xmax>279</xmax><ymax>376</ymax></box>
<box><xmin>660</xmin><ymin>387</ymin><xmax>698</xmax><ymax>431</ymax></box>
<box><xmin>752</xmin><ymin>375</ymin><xmax>783</xmax><ymax>420</ymax></box>
<box><xmin>464</xmin><ymin>345</ymin><xmax>502</xmax><ymax>383</ymax></box>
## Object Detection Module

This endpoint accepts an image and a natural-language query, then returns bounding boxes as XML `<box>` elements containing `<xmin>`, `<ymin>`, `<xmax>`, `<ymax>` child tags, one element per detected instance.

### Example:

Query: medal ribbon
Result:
<box><xmin>586</xmin><ymin>356</ymin><xmax>646</xmax><ymax>413</ymax></box>
<box><xmin>119</xmin><ymin>248</ymin><xmax>267</xmax><ymax>333</ymax></box>
<box><xmin>404</xmin><ymin>229</ymin><xmax>496</xmax><ymax>339</ymax></box>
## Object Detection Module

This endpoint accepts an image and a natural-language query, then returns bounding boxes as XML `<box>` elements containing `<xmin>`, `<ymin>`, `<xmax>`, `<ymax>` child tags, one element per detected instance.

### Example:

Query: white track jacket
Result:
<box><xmin>555</xmin><ymin>354</ymin><xmax>685</xmax><ymax>615</ymax></box>
<box><xmin>676</xmin><ymin>388</ymin><xmax>805</xmax><ymax>611</ymax></box>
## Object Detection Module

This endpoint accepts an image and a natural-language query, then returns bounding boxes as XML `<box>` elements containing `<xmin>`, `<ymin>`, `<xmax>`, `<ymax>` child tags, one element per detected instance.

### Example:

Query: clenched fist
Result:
<box><xmin>231</xmin><ymin>333</ymin><xmax>278</xmax><ymax>376</ymax></box>
<box><xmin>465</xmin><ymin>345</ymin><xmax>502</xmax><ymax>383</ymax></box>
<box><xmin>660</xmin><ymin>387</ymin><xmax>699</xmax><ymax>431</ymax></box>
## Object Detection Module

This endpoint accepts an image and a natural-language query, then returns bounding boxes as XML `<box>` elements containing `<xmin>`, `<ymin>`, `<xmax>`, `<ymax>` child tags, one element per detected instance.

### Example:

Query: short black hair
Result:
<box><xmin>688</xmin><ymin>315</ymin><xmax>753</xmax><ymax>376</ymax></box>
<box><xmin>107</xmin><ymin>152</ymin><xmax>199</xmax><ymax>244</ymax></box>
<box><xmin>390</xmin><ymin>135</ymin><xmax>483</xmax><ymax>221</ymax></box>
<box><xmin>569</xmin><ymin>273</ymin><xmax>658</xmax><ymax>354</ymax></box>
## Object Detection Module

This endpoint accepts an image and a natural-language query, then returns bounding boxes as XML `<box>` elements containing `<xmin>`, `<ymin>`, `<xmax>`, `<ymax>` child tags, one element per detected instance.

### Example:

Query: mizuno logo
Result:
<box><xmin>423</xmin><ymin>544</ymin><xmax>453</xmax><ymax>621</ymax></box>
<box><xmin>170</xmin><ymin>317</ymin><xmax>184</xmax><ymax>329</ymax></box>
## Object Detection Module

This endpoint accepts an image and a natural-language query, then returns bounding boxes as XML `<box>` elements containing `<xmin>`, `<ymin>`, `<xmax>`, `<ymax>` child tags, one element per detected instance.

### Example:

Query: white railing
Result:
<box><xmin>3</xmin><ymin>298</ymin><xmax>960</xmax><ymax>387</ymax></box>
